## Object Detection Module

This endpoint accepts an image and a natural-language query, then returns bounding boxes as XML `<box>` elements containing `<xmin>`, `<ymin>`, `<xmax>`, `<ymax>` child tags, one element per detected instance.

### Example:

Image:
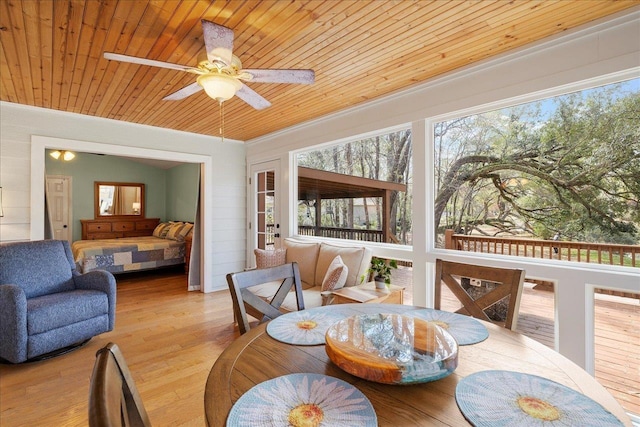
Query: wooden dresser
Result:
<box><xmin>80</xmin><ymin>218</ymin><xmax>160</xmax><ymax>240</ymax></box>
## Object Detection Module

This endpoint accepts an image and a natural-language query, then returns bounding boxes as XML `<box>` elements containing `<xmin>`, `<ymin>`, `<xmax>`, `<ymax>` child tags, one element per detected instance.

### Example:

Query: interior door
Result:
<box><xmin>45</xmin><ymin>175</ymin><xmax>72</xmax><ymax>242</ymax></box>
<box><xmin>249</xmin><ymin>161</ymin><xmax>280</xmax><ymax>260</ymax></box>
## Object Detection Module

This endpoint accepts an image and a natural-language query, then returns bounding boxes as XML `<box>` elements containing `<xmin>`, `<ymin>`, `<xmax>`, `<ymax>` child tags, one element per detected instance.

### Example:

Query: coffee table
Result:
<box><xmin>330</xmin><ymin>281</ymin><xmax>404</xmax><ymax>304</ymax></box>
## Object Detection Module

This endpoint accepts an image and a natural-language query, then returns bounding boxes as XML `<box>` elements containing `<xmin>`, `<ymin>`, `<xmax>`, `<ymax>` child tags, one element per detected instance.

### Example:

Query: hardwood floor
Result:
<box><xmin>0</xmin><ymin>269</ymin><xmax>238</xmax><ymax>427</ymax></box>
<box><xmin>1</xmin><ymin>267</ymin><xmax>637</xmax><ymax>426</ymax></box>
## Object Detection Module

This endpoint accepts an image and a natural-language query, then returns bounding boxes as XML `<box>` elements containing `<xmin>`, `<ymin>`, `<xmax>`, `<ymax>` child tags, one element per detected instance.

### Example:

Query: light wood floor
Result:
<box><xmin>0</xmin><ymin>268</ymin><xmax>238</xmax><ymax>427</ymax></box>
<box><xmin>1</xmin><ymin>267</ymin><xmax>638</xmax><ymax>426</ymax></box>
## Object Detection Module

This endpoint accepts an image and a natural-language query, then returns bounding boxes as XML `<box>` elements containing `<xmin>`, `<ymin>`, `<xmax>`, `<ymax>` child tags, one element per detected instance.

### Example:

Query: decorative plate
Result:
<box><xmin>267</xmin><ymin>308</ymin><xmax>346</xmax><ymax>345</ymax></box>
<box><xmin>410</xmin><ymin>309</ymin><xmax>489</xmax><ymax>345</ymax></box>
<box><xmin>455</xmin><ymin>370</ymin><xmax>624</xmax><ymax>426</ymax></box>
<box><xmin>227</xmin><ymin>373</ymin><xmax>377</xmax><ymax>426</ymax></box>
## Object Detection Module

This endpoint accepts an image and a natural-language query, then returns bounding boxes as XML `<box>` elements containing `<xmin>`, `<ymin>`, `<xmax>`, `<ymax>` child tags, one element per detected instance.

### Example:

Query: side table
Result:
<box><xmin>331</xmin><ymin>281</ymin><xmax>405</xmax><ymax>305</ymax></box>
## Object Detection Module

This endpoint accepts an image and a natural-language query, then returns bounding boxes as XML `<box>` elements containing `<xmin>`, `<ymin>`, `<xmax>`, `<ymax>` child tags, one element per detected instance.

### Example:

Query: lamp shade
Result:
<box><xmin>197</xmin><ymin>74</ymin><xmax>242</xmax><ymax>102</ymax></box>
<box><xmin>50</xmin><ymin>150</ymin><xmax>75</xmax><ymax>161</ymax></box>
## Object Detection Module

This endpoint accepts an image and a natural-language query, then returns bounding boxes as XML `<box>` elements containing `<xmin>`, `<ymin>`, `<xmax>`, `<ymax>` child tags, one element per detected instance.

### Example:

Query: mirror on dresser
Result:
<box><xmin>95</xmin><ymin>181</ymin><xmax>145</xmax><ymax>218</ymax></box>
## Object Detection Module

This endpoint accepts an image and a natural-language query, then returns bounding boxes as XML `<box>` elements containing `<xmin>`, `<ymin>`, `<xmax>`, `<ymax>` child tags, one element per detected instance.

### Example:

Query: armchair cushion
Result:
<box><xmin>27</xmin><ymin>290</ymin><xmax>108</xmax><ymax>335</ymax></box>
<box><xmin>0</xmin><ymin>240</ymin><xmax>76</xmax><ymax>298</ymax></box>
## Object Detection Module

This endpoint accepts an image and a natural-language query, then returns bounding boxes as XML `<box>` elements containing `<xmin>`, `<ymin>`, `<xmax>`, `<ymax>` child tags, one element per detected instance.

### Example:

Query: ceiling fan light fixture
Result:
<box><xmin>50</xmin><ymin>150</ymin><xmax>76</xmax><ymax>161</ymax></box>
<box><xmin>197</xmin><ymin>73</ymin><xmax>242</xmax><ymax>102</ymax></box>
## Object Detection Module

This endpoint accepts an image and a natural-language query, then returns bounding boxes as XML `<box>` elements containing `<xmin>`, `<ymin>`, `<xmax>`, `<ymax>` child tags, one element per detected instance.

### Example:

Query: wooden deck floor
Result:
<box><xmin>393</xmin><ymin>266</ymin><xmax>640</xmax><ymax>415</ymax></box>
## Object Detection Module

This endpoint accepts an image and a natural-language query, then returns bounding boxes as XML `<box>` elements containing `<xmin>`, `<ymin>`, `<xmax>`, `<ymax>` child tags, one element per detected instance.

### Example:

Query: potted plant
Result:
<box><xmin>368</xmin><ymin>257</ymin><xmax>398</xmax><ymax>290</ymax></box>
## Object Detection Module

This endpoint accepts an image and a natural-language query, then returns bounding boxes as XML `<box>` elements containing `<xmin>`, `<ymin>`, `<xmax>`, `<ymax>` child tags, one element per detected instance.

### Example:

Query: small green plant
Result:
<box><xmin>368</xmin><ymin>258</ymin><xmax>398</xmax><ymax>285</ymax></box>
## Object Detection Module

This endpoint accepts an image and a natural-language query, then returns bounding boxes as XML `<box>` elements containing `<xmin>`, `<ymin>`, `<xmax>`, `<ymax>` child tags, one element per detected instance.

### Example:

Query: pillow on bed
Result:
<box><xmin>165</xmin><ymin>222</ymin><xmax>193</xmax><ymax>242</ymax></box>
<box><xmin>152</xmin><ymin>222</ymin><xmax>171</xmax><ymax>238</ymax></box>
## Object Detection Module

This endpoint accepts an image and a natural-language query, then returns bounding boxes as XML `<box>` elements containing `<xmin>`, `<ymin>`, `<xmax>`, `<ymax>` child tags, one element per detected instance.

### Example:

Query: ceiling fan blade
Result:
<box><xmin>236</xmin><ymin>85</ymin><xmax>271</xmax><ymax>110</ymax></box>
<box><xmin>243</xmin><ymin>69</ymin><xmax>315</xmax><ymax>84</ymax></box>
<box><xmin>104</xmin><ymin>52</ymin><xmax>198</xmax><ymax>73</ymax></box>
<box><xmin>201</xmin><ymin>20</ymin><xmax>234</xmax><ymax>66</ymax></box>
<box><xmin>162</xmin><ymin>82</ymin><xmax>203</xmax><ymax>101</ymax></box>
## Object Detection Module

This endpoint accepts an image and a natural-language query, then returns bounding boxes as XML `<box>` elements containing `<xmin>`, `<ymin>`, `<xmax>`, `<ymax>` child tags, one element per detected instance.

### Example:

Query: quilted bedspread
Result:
<box><xmin>72</xmin><ymin>236</ymin><xmax>185</xmax><ymax>274</ymax></box>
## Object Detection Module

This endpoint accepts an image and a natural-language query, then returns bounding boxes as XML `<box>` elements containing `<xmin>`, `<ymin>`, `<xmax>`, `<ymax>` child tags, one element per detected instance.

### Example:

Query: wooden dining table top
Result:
<box><xmin>204</xmin><ymin>303</ymin><xmax>631</xmax><ymax>426</ymax></box>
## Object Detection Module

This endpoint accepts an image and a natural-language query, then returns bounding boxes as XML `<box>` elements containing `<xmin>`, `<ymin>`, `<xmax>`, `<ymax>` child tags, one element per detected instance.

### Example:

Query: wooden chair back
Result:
<box><xmin>227</xmin><ymin>262</ymin><xmax>305</xmax><ymax>335</ymax></box>
<box><xmin>89</xmin><ymin>342</ymin><xmax>152</xmax><ymax>427</ymax></box>
<box><xmin>434</xmin><ymin>259</ymin><xmax>525</xmax><ymax>330</ymax></box>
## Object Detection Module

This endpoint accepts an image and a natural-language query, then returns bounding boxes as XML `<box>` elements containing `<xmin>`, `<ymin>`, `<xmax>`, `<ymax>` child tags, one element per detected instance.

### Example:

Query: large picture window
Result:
<box><xmin>296</xmin><ymin>128</ymin><xmax>413</xmax><ymax>245</ymax></box>
<box><xmin>434</xmin><ymin>78</ymin><xmax>639</xmax><ymax>267</ymax></box>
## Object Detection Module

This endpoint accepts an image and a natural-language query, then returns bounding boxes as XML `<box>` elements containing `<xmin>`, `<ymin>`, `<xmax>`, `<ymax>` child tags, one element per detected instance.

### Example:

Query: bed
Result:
<box><xmin>72</xmin><ymin>221</ymin><xmax>193</xmax><ymax>274</ymax></box>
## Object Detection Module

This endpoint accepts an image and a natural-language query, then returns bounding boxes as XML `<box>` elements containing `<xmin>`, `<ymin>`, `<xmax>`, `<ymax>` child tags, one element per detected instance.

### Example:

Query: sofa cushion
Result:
<box><xmin>281</xmin><ymin>286</ymin><xmax>324</xmax><ymax>312</ymax></box>
<box><xmin>283</xmin><ymin>239</ymin><xmax>320</xmax><ymax>289</ymax></box>
<box><xmin>255</xmin><ymin>248</ymin><xmax>287</xmax><ymax>269</ymax></box>
<box><xmin>26</xmin><ymin>290</ymin><xmax>109</xmax><ymax>335</ymax></box>
<box><xmin>321</xmin><ymin>256</ymin><xmax>348</xmax><ymax>291</ymax></box>
<box><xmin>315</xmin><ymin>243</ymin><xmax>373</xmax><ymax>288</ymax></box>
<box><xmin>246</xmin><ymin>280</ymin><xmax>283</xmax><ymax>300</ymax></box>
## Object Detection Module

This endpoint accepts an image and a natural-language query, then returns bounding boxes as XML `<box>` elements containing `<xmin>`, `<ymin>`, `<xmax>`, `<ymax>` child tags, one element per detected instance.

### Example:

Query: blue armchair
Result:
<box><xmin>0</xmin><ymin>240</ymin><xmax>116</xmax><ymax>363</ymax></box>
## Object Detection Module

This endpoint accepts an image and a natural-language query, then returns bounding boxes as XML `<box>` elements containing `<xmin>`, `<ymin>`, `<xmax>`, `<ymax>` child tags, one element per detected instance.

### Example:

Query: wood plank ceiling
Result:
<box><xmin>0</xmin><ymin>0</ymin><xmax>637</xmax><ymax>141</ymax></box>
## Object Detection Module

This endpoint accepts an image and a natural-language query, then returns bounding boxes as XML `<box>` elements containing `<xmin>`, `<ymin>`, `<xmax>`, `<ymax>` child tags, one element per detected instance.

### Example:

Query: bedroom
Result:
<box><xmin>44</xmin><ymin>150</ymin><xmax>200</xmax><ymax>279</ymax></box>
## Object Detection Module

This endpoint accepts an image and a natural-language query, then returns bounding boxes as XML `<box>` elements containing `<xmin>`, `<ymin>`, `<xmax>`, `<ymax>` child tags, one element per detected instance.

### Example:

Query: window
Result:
<box><xmin>296</xmin><ymin>128</ymin><xmax>413</xmax><ymax>245</ymax></box>
<box><xmin>434</xmin><ymin>78</ymin><xmax>639</xmax><ymax>267</ymax></box>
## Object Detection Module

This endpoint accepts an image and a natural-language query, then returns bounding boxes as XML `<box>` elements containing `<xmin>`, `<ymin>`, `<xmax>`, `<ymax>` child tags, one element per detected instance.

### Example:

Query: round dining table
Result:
<box><xmin>204</xmin><ymin>303</ymin><xmax>631</xmax><ymax>426</ymax></box>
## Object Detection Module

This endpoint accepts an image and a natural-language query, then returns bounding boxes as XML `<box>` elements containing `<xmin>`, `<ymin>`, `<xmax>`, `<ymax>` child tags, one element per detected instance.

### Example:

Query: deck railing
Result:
<box><xmin>298</xmin><ymin>225</ymin><xmax>384</xmax><ymax>242</ymax></box>
<box><xmin>444</xmin><ymin>229</ymin><xmax>639</xmax><ymax>268</ymax></box>
<box><xmin>444</xmin><ymin>229</ymin><xmax>639</xmax><ymax>299</ymax></box>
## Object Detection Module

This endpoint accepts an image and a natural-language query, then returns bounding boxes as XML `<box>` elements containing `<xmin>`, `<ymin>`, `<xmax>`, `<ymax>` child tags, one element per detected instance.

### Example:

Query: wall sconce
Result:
<box><xmin>0</xmin><ymin>187</ymin><xmax>4</xmax><ymax>217</ymax></box>
<box><xmin>50</xmin><ymin>150</ymin><xmax>76</xmax><ymax>161</ymax></box>
<box><xmin>132</xmin><ymin>202</ymin><xmax>141</xmax><ymax>214</ymax></box>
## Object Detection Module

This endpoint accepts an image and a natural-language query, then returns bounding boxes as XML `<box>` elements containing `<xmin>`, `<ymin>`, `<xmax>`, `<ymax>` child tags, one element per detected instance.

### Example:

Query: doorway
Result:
<box><xmin>250</xmin><ymin>160</ymin><xmax>281</xmax><ymax>263</ymax></box>
<box><xmin>45</xmin><ymin>175</ymin><xmax>72</xmax><ymax>243</ymax></box>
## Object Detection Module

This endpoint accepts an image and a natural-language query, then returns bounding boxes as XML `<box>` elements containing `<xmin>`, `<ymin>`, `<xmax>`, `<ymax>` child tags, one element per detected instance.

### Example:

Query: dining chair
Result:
<box><xmin>434</xmin><ymin>259</ymin><xmax>525</xmax><ymax>330</ymax></box>
<box><xmin>227</xmin><ymin>262</ymin><xmax>305</xmax><ymax>334</ymax></box>
<box><xmin>88</xmin><ymin>342</ymin><xmax>152</xmax><ymax>427</ymax></box>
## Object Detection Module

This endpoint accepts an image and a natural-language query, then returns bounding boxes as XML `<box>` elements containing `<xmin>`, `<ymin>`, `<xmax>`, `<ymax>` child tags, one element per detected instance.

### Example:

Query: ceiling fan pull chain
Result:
<box><xmin>219</xmin><ymin>100</ymin><xmax>224</xmax><ymax>142</ymax></box>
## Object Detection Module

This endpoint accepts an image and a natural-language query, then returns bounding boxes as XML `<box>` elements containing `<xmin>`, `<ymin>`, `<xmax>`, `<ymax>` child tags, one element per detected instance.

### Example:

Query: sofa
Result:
<box><xmin>0</xmin><ymin>240</ymin><xmax>116</xmax><ymax>363</ymax></box>
<box><xmin>249</xmin><ymin>238</ymin><xmax>373</xmax><ymax>311</ymax></box>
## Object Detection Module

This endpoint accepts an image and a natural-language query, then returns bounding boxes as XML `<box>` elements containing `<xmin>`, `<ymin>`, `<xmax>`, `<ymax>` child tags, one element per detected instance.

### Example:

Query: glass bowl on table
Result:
<box><xmin>325</xmin><ymin>313</ymin><xmax>458</xmax><ymax>384</ymax></box>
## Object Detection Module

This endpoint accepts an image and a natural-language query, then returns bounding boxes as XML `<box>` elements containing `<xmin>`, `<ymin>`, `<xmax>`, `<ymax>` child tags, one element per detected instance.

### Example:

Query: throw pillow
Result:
<box><xmin>255</xmin><ymin>248</ymin><xmax>287</xmax><ymax>269</ymax></box>
<box><xmin>321</xmin><ymin>255</ymin><xmax>348</xmax><ymax>292</ymax></box>
<box><xmin>152</xmin><ymin>222</ymin><xmax>171</xmax><ymax>238</ymax></box>
<box><xmin>165</xmin><ymin>222</ymin><xmax>193</xmax><ymax>241</ymax></box>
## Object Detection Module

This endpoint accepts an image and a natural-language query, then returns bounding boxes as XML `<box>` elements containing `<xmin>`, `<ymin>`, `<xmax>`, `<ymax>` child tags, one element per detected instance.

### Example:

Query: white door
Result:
<box><xmin>249</xmin><ymin>160</ymin><xmax>280</xmax><ymax>261</ymax></box>
<box><xmin>45</xmin><ymin>176</ymin><xmax>72</xmax><ymax>242</ymax></box>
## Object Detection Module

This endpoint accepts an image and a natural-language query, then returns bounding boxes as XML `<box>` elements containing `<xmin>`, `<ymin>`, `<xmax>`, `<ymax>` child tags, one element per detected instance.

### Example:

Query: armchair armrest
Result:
<box><xmin>0</xmin><ymin>284</ymin><xmax>28</xmax><ymax>363</ymax></box>
<box><xmin>74</xmin><ymin>270</ymin><xmax>117</xmax><ymax>330</ymax></box>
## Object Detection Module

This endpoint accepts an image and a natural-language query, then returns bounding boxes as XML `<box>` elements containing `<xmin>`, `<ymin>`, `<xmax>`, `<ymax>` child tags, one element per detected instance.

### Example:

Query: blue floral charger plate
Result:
<box><xmin>410</xmin><ymin>309</ymin><xmax>489</xmax><ymax>345</ymax></box>
<box><xmin>227</xmin><ymin>373</ymin><xmax>377</xmax><ymax>426</ymax></box>
<box><xmin>455</xmin><ymin>370</ymin><xmax>624</xmax><ymax>426</ymax></box>
<box><xmin>266</xmin><ymin>307</ymin><xmax>346</xmax><ymax>345</ymax></box>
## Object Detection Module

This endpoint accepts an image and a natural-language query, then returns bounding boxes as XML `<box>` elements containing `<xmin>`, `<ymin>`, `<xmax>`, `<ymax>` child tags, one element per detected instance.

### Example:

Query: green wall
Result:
<box><xmin>167</xmin><ymin>163</ymin><xmax>200</xmax><ymax>222</ymax></box>
<box><xmin>45</xmin><ymin>151</ymin><xmax>198</xmax><ymax>241</ymax></box>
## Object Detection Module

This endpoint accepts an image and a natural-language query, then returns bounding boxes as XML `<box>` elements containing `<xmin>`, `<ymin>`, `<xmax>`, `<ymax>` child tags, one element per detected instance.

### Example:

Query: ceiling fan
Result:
<box><xmin>104</xmin><ymin>19</ymin><xmax>315</xmax><ymax>110</ymax></box>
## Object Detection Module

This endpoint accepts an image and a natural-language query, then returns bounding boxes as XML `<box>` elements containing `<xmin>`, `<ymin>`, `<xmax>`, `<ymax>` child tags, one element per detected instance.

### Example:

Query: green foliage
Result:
<box><xmin>368</xmin><ymin>258</ymin><xmax>398</xmax><ymax>284</ymax></box>
<box><xmin>435</xmin><ymin>79</ymin><xmax>640</xmax><ymax>245</ymax></box>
